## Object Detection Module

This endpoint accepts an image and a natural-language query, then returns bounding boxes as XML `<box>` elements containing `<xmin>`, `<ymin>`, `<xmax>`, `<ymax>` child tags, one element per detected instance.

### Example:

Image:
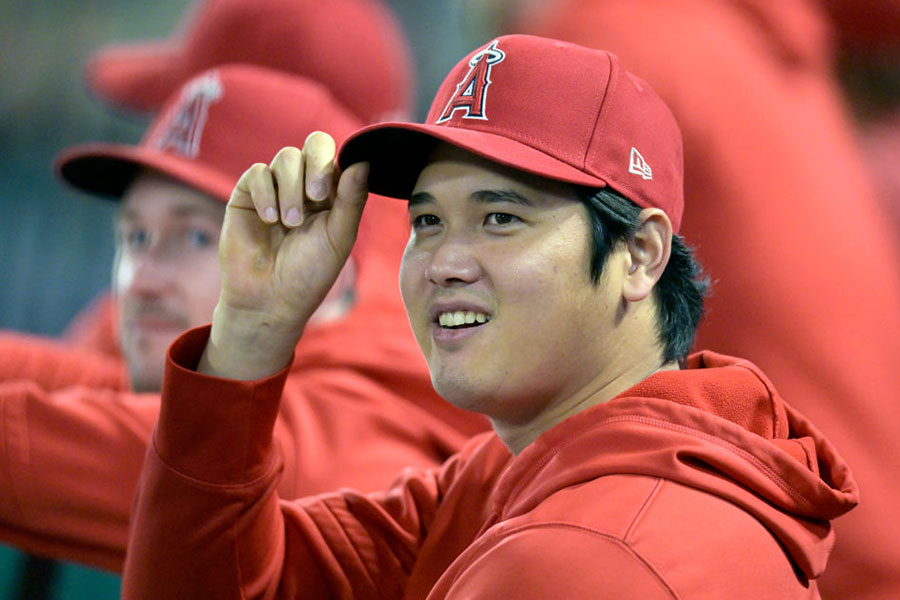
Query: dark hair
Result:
<box><xmin>576</xmin><ymin>186</ymin><xmax>709</xmax><ymax>363</ymax></box>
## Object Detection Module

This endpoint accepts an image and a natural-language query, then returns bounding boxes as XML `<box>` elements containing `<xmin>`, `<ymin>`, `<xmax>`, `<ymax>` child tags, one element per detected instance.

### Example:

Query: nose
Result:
<box><xmin>426</xmin><ymin>238</ymin><xmax>483</xmax><ymax>287</ymax></box>
<box><xmin>115</xmin><ymin>249</ymin><xmax>176</xmax><ymax>299</ymax></box>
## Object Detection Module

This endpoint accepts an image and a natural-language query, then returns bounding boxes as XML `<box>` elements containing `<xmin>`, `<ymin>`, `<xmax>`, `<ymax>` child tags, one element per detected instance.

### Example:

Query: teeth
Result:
<box><xmin>438</xmin><ymin>311</ymin><xmax>491</xmax><ymax>328</ymax></box>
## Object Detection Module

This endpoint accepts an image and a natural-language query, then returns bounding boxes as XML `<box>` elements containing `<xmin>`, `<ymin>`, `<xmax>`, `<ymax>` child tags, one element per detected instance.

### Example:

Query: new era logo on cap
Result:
<box><xmin>154</xmin><ymin>71</ymin><xmax>223</xmax><ymax>158</ymax></box>
<box><xmin>629</xmin><ymin>147</ymin><xmax>652</xmax><ymax>180</ymax></box>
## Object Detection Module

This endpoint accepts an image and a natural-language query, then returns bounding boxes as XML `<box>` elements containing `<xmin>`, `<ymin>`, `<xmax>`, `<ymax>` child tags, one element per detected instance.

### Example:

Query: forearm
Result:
<box><xmin>122</xmin><ymin>428</ymin><xmax>293</xmax><ymax>599</ymax></box>
<box><xmin>123</xmin><ymin>325</ymin><xmax>294</xmax><ymax>598</ymax></box>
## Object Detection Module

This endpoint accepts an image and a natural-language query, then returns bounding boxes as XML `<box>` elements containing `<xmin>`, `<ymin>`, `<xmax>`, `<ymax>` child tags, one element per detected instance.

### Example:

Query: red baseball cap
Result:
<box><xmin>338</xmin><ymin>34</ymin><xmax>685</xmax><ymax>232</ymax></box>
<box><xmin>85</xmin><ymin>0</ymin><xmax>413</xmax><ymax>124</ymax></box>
<box><xmin>58</xmin><ymin>63</ymin><xmax>362</xmax><ymax>203</ymax></box>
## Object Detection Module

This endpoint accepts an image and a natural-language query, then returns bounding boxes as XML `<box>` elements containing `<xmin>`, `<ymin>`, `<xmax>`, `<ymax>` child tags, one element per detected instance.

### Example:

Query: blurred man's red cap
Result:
<box><xmin>58</xmin><ymin>64</ymin><xmax>362</xmax><ymax>202</ymax></box>
<box><xmin>85</xmin><ymin>0</ymin><xmax>414</xmax><ymax>124</ymax></box>
<box><xmin>57</xmin><ymin>63</ymin><xmax>414</xmax><ymax>276</ymax></box>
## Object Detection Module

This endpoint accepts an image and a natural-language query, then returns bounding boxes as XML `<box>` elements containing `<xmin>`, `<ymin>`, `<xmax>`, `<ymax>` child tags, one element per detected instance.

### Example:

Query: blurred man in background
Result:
<box><xmin>2</xmin><ymin>0</ymin><xmax>417</xmax><ymax>390</ymax></box>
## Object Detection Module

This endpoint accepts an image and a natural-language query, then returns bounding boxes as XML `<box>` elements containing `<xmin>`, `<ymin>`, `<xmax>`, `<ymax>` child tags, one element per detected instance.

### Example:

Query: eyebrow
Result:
<box><xmin>408</xmin><ymin>188</ymin><xmax>534</xmax><ymax>208</ymax></box>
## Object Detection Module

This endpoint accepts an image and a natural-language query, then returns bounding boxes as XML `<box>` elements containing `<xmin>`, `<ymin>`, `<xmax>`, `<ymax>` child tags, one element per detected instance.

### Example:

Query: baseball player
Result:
<box><xmin>122</xmin><ymin>36</ymin><xmax>858</xmax><ymax>599</ymax></box>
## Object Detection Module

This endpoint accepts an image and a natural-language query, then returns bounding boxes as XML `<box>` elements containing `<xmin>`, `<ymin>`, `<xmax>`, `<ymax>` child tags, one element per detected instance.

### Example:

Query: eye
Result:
<box><xmin>186</xmin><ymin>228</ymin><xmax>215</xmax><ymax>249</ymax></box>
<box><xmin>484</xmin><ymin>212</ymin><xmax>521</xmax><ymax>226</ymax></box>
<box><xmin>119</xmin><ymin>227</ymin><xmax>152</xmax><ymax>250</ymax></box>
<box><xmin>411</xmin><ymin>213</ymin><xmax>441</xmax><ymax>230</ymax></box>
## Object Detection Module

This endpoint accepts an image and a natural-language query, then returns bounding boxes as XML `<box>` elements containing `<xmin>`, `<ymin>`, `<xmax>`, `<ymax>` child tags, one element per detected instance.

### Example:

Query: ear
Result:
<box><xmin>622</xmin><ymin>209</ymin><xmax>672</xmax><ymax>302</ymax></box>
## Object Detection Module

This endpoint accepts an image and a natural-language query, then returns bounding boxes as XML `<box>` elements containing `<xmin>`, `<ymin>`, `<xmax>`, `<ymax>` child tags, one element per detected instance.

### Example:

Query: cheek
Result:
<box><xmin>399</xmin><ymin>249</ymin><xmax>432</xmax><ymax>351</ymax></box>
<box><xmin>399</xmin><ymin>248</ymin><xmax>427</xmax><ymax>312</ymax></box>
<box><xmin>496</xmin><ymin>236</ymin><xmax>586</xmax><ymax>303</ymax></box>
<box><xmin>112</xmin><ymin>251</ymin><xmax>135</xmax><ymax>297</ymax></box>
<box><xmin>496</xmin><ymin>237</ymin><xmax>597</xmax><ymax>344</ymax></box>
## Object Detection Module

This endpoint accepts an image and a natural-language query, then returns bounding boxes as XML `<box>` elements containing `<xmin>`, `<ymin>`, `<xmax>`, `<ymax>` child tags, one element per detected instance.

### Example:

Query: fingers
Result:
<box><xmin>327</xmin><ymin>161</ymin><xmax>370</xmax><ymax>251</ymax></box>
<box><xmin>231</xmin><ymin>162</ymin><xmax>278</xmax><ymax>223</ymax></box>
<box><xmin>303</xmin><ymin>131</ymin><xmax>337</xmax><ymax>202</ymax></box>
<box><xmin>228</xmin><ymin>134</ymin><xmax>339</xmax><ymax>228</ymax></box>
<box><xmin>269</xmin><ymin>147</ymin><xmax>304</xmax><ymax>226</ymax></box>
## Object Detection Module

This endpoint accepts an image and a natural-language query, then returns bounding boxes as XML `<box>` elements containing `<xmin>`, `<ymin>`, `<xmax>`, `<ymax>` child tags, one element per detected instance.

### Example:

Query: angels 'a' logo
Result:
<box><xmin>436</xmin><ymin>40</ymin><xmax>506</xmax><ymax>123</ymax></box>
<box><xmin>154</xmin><ymin>72</ymin><xmax>223</xmax><ymax>157</ymax></box>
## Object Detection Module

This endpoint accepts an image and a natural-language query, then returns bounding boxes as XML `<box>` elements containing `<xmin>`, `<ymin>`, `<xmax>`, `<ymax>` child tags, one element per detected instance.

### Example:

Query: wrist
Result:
<box><xmin>198</xmin><ymin>303</ymin><xmax>305</xmax><ymax>380</ymax></box>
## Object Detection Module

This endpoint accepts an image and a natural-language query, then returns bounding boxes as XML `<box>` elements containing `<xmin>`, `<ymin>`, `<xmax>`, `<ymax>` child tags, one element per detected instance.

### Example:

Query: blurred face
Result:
<box><xmin>400</xmin><ymin>145</ymin><xmax>626</xmax><ymax>427</ymax></box>
<box><xmin>113</xmin><ymin>172</ymin><xmax>224</xmax><ymax>392</ymax></box>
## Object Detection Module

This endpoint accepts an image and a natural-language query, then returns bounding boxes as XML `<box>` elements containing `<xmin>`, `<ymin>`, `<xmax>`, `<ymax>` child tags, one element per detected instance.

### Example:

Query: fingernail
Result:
<box><xmin>285</xmin><ymin>207</ymin><xmax>301</xmax><ymax>226</ymax></box>
<box><xmin>310</xmin><ymin>180</ymin><xmax>327</xmax><ymax>201</ymax></box>
<box><xmin>265</xmin><ymin>207</ymin><xmax>278</xmax><ymax>223</ymax></box>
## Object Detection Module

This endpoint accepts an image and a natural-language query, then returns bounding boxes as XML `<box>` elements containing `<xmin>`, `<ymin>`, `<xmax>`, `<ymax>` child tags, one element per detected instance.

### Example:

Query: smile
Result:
<box><xmin>438</xmin><ymin>311</ymin><xmax>491</xmax><ymax>329</ymax></box>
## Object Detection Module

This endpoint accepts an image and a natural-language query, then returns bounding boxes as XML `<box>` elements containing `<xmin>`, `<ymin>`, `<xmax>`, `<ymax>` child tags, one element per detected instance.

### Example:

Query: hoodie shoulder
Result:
<box><xmin>441</xmin><ymin>518</ymin><xmax>675</xmax><ymax>599</ymax></box>
<box><xmin>473</xmin><ymin>474</ymin><xmax>818</xmax><ymax>598</ymax></box>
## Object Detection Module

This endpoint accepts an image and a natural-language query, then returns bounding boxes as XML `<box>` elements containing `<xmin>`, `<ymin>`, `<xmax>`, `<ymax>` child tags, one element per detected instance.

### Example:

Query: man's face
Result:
<box><xmin>400</xmin><ymin>145</ymin><xmax>627</xmax><ymax>427</ymax></box>
<box><xmin>113</xmin><ymin>172</ymin><xmax>224</xmax><ymax>392</ymax></box>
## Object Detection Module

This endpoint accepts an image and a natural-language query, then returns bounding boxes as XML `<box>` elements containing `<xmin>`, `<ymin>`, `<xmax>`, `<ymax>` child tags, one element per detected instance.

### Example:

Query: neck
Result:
<box><xmin>493</xmin><ymin>348</ymin><xmax>678</xmax><ymax>455</ymax></box>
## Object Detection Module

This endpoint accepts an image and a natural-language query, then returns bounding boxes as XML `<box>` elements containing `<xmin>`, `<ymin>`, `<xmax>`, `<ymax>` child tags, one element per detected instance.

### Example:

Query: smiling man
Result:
<box><xmin>122</xmin><ymin>36</ymin><xmax>858</xmax><ymax>599</ymax></box>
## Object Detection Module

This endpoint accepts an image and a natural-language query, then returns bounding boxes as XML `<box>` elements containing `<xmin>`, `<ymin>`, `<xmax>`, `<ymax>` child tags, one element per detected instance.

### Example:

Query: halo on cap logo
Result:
<box><xmin>155</xmin><ymin>72</ymin><xmax>224</xmax><ymax>158</ymax></box>
<box><xmin>436</xmin><ymin>40</ymin><xmax>505</xmax><ymax>123</ymax></box>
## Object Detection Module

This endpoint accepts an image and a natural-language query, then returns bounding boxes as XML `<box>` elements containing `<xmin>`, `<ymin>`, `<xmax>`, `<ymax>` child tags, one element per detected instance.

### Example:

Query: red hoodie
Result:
<box><xmin>121</xmin><ymin>334</ymin><xmax>858</xmax><ymax>599</ymax></box>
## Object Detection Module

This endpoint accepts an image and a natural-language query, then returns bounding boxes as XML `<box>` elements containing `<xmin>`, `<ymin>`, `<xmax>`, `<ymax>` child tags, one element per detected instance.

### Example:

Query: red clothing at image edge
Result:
<box><xmin>0</xmin><ymin>279</ymin><xmax>126</xmax><ymax>393</ymax></box>
<box><xmin>0</xmin><ymin>194</ymin><xmax>489</xmax><ymax>571</ymax></box>
<box><xmin>122</xmin><ymin>328</ymin><xmax>857</xmax><ymax>599</ymax></box>
<box><xmin>512</xmin><ymin>0</ymin><xmax>900</xmax><ymax>597</ymax></box>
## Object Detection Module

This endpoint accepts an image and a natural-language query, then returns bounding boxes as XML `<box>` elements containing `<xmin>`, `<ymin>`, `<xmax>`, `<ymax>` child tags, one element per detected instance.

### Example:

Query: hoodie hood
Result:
<box><xmin>490</xmin><ymin>351</ymin><xmax>858</xmax><ymax>580</ymax></box>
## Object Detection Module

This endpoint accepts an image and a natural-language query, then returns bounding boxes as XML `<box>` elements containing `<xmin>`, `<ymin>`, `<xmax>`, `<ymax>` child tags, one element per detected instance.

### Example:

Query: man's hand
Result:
<box><xmin>199</xmin><ymin>132</ymin><xmax>369</xmax><ymax>380</ymax></box>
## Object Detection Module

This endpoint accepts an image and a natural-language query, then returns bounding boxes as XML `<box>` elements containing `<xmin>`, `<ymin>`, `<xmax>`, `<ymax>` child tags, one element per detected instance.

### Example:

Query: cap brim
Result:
<box><xmin>56</xmin><ymin>143</ymin><xmax>234</xmax><ymax>202</ymax></box>
<box><xmin>85</xmin><ymin>41</ymin><xmax>183</xmax><ymax>113</ymax></box>
<box><xmin>338</xmin><ymin>122</ymin><xmax>610</xmax><ymax>199</ymax></box>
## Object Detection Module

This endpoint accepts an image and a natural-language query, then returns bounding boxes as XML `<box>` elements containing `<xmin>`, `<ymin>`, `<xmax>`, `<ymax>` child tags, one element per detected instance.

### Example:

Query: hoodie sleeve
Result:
<box><xmin>121</xmin><ymin>325</ymin><xmax>446</xmax><ymax>599</ymax></box>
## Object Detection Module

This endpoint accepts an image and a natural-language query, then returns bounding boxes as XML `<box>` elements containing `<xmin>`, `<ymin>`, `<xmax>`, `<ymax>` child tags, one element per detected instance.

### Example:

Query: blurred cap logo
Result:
<box><xmin>154</xmin><ymin>71</ymin><xmax>223</xmax><ymax>158</ymax></box>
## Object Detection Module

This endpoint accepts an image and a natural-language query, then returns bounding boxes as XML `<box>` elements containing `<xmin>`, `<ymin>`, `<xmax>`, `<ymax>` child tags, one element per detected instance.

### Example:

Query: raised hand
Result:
<box><xmin>199</xmin><ymin>132</ymin><xmax>369</xmax><ymax>380</ymax></box>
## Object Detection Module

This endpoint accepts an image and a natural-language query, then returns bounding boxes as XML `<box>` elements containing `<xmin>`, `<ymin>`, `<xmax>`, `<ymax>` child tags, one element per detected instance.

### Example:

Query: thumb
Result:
<box><xmin>327</xmin><ymin>161</ymin><xmax>370</xmax><ymax>256</ymax></box>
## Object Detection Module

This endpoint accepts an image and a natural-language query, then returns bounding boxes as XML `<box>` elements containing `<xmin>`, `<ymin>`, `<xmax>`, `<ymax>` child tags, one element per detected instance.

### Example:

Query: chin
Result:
<box><xmin>128</xmin><ymin>372</ymin><xmax>164</xmax><ymax>393</ymax></box>
<box><xmin>432</xmin><ymin>374</ymin><xmax>496</xmax><ymax>415</ymax></box>
<box><xmin>125</xmin><ymin>354</ymin><xmax>166</xmax><ymax>393</ymax></box>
